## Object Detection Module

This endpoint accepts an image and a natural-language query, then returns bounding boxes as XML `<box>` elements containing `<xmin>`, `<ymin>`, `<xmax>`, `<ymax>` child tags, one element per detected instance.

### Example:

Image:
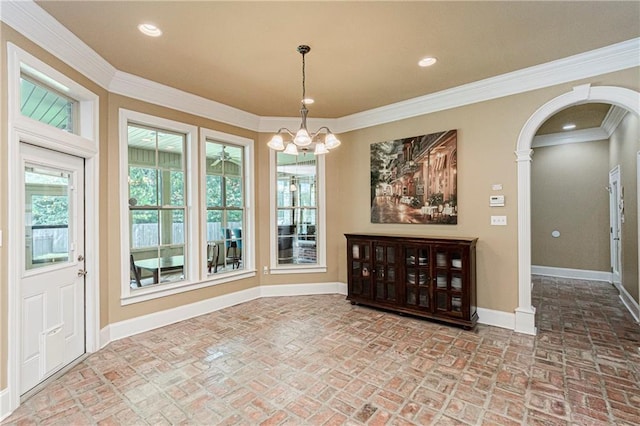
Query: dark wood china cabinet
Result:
<box><xmin>345</xmin><ymin>234</ymin><xmax>478</xmax><ymax>329</ymax></box>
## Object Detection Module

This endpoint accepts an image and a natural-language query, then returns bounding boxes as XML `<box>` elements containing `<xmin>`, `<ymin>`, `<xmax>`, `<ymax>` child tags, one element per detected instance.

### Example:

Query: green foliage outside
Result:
<box><xmin>32</xmin><ymin>195</ymin><xmax>68</xmax><ymax>226</ymax></box>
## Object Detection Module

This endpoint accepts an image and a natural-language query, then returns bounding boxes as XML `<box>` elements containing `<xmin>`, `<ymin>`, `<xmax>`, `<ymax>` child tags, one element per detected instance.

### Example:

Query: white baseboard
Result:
<box><xmin>103</xmin><ymin>283</ymin><xmax>347</xmax><ymax>344</ymax></box>
<box><xmin>102</xmin><ymin>282</ymin><xmax>513</xmax><ymax>345</ymax></box>
<box><xmin>613</xmin><ymin>281</ymin><xmax>640</xmax><ymax>323</ymax></box>
<box><xmin>0</xmin><ymin>388</ymin><xmax>10</xmax><ymax>421</ymax></box>
<box><xmin>477</xmin><ymin>307</ymin><xmax>515</xmax><ymax>331</ymax></box>
<box><xmin>105</xmin><ymin>286</ymin><xmax>261</xmax><ymax>343</ymax></box>
<box><xmin>532</xmin><ymin>265</ymin><xmax>612</xmax><ymax>282</ymax></box>
<box><xmin>261</xmin><ymin>282</ymin><xmax>346</xmax><ymax>297</ymax></box>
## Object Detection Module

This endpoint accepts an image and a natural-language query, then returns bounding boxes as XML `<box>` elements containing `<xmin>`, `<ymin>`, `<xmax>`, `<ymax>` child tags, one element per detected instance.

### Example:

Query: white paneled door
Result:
<box><xmin>19</xmin><ymin>143</ymin><xmax>85</xmax><ymax>395</ymax></box>
<box><xmin>609</xmin><ymin>166</ymin><xmax>622</xmax><ymax>288</ymax></box>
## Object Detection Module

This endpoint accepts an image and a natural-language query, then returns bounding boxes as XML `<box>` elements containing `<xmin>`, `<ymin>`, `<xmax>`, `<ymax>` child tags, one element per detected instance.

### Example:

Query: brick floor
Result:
<box><xmin>3</xmin><ymin>275</ymin><xmax>639</xmax><ymax>425</ymax></box>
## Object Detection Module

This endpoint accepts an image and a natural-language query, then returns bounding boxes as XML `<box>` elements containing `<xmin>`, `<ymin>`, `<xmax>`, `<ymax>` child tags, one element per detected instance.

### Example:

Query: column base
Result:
<box><xmin>514</xmin><ymin>306</ymin><xmax>537</xmax><ymax>335</ymax></box>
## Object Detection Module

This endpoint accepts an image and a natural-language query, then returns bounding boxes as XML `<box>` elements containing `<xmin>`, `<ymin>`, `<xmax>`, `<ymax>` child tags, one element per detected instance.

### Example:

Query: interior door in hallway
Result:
<box><xmin>19</xmin><ymin>143</ymin><xmax>86</xmax><ymax>395</ymax></box>
<box><xmin>609</xmin><ymin>166</ymin><xmax>622</xmax><ymax>287</ymax></box>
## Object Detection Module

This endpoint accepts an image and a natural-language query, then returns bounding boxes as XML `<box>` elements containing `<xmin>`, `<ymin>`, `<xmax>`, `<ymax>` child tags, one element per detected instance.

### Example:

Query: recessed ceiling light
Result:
<box><xmin>138</xmin><ymin>23</ymin><xmax>162</xmax><ymax>37</ymax></box>
<box><xmin>303</xmin><ymin>98</ymin><xmax>315</xmax><ymax>105</ymax></box>
<box><xmin>418</xmin><ymin>57</ymin><xmax>437</xmax><ymax>67</ymax></box>
<box><xmin>562</xmin><ymin>123</ymin><xmax>577</xmax><ymax>130</ymax></box>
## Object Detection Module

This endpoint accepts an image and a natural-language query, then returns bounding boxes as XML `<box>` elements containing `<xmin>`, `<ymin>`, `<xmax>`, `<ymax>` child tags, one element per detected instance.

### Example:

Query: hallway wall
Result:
<box><xmin>531</xmin><ymin>140</ymin><xmax>611</xmax><ymax>272</ymax></box>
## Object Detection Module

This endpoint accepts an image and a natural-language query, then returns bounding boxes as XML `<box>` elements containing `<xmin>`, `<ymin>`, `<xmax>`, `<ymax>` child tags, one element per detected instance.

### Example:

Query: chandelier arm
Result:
<box><xmin>276</xmin><ymin>127</ymin><xmax>296</xmax><ymax>138</ymax></box>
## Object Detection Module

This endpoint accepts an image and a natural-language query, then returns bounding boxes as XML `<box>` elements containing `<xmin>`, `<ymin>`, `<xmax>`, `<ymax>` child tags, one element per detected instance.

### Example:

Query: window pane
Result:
<box><xmin>206</xmin><ymin>175</ymin><xmax>223</xmax><ymax>207</ymax></box>
<box><xmin>20</xmin><ymin>74</ymin><xmax>75</xmax><ymax>133</ymax></box>
<box><xmin>129</xmin><ymin>167</ymin><xmax>158</xmax><ymax>206</ymax></box>
<box><xmin>160</xmin><ymin>209</ymin><xmax>184</xmax><ymax>245</ymax></box>
<box><xmin>130</xmin><ymin>210</ymin><xmax>158</xmax><ymax>248</ymax></box>
<box><xmin>157</xmin><ymin>132</ymin><xmax>184</xmax><ymax>170</ymax></box>
<box><xmin>206</xmin><ymin>210</ymin><xmax>223</xmax><ymax>241</ymax></box>
<box><xmin>204</xmin><ymin>138</ymin><xmax>246</xmax><ymax>274</ymax></box>
<box><xmin>226</xmin><ymin>210</ymin><xmax>243</xmax><ymax>229</ymax></box>
<box><xmin>169</xmin><ymin>171</ymin><xmax>184</xmax><ymax>206</ymax></box>
<box><xmin>276</xmin><ymin>152</ymin><xmax>318</xmax><ymax>266</ymax></box>
<box><xmin>225</xmin><ymin>176</ymin><xmax>242</xmax><ymax>207</ymax></box>
<box><xmin>25</xmin><ymin>166</ymin><xmax>71</xmax><ymax>269</ymax></box>
<box><xmin>158</xmin><ymin>246</ymin><xmax>184</xmax><ymax>283</ymax></box>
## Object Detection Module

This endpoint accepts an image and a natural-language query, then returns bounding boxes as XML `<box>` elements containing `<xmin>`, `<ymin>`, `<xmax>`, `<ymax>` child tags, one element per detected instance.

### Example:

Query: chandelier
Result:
<box><xmin>267</xmin><ymin>45</ymin><xmax>341</xmax><ymax>155</ymax></box>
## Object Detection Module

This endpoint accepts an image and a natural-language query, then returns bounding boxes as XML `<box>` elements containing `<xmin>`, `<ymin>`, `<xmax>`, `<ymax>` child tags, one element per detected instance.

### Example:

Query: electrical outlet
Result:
<box><xmin>491</xmin><ymin>215</ymin><xmax>507</xmax><ymax>226</ymax></box>
<box><xmin>263</xmin><ymin>266</ymin><xmax>269</xmax><ymax>275</ymax></box>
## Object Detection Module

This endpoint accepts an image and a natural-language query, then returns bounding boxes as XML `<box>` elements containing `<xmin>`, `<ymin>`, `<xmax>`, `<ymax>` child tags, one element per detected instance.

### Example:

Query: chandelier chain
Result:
<box><xmin>301</xmin><ymin>51</ymin><xmax>306</xmax><ymax>104</ymax></box>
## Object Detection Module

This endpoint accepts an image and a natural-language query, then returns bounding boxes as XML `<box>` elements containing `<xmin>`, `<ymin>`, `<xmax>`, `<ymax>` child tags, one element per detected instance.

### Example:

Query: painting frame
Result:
<box><xmin>370</xmin><ymin>129</ymin><xmax>457</xmax><ymax>224</ymax></box>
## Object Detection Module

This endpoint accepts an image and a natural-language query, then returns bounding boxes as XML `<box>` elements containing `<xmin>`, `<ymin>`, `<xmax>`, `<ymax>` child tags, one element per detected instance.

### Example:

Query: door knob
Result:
<box><xmin>77</xmin><ymin>269</ymin><xmax>88</xmax><ymax>277</ymax></box>
<box><xmin>77</xmin><ymin>254</ymin><xmax>84</xmax><ymax>261</ymax></box>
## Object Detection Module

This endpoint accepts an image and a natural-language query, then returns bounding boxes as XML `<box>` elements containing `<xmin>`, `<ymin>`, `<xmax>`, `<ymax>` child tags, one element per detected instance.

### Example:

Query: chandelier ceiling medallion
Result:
<box><xmin>267</xmin><ymin>45</ymin><xmax>341</xmax><ymax>155</ymax></box>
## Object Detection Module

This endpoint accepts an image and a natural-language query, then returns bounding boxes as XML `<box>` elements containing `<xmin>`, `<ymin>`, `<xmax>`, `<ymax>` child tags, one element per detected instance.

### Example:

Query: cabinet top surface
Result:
<box><xmin>344</xmin><ymin>233</ymin><xmax>477</xmax><ymax>243</ymax></box>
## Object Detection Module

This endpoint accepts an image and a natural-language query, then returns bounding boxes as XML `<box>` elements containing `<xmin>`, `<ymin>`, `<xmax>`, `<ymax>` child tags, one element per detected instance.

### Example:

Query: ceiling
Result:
<box><xmin>34</xmin><ymin>1</ymin><xmax>640</xmax><ymax>120</ymax></box>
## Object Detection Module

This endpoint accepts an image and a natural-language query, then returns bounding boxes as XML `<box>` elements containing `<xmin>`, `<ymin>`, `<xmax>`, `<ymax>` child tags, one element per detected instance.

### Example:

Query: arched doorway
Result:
<box><xmin>515</xmin><ymin>84</ymin><xmax>640</xmax><ymax>335</ymax></box>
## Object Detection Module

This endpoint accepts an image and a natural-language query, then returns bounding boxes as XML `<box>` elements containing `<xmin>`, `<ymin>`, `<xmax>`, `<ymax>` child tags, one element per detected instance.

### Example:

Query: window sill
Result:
<box><xmin>269</xmin><ymin>265</ymin><xmax>327</xmax><ymax>275</ymax></box>
<box><xmin>122</xmin><ymin>269</ymin><xmax>256</xmax><ymax>305</ymax></box>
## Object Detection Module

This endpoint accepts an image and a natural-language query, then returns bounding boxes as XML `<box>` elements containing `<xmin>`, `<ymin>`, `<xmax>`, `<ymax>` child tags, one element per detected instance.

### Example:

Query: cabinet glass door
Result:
<box><xmin>434</xmin><ymin>246</ymin><xmax>465</xmax><ymax>317</ymax></box>
<box><xmin>405</xmin><ymin>246</ymin><xmax>430</xmax><ymax>310</ymax></box>
<box><xmin>374</xmin><ymin>243</ymin><xmax>396</xmax><ymax>303</ymax></box>
<box><xmin>350</xmin><ymin>241</ymin><xmax>372</xmax><ymax>300</ymax></box>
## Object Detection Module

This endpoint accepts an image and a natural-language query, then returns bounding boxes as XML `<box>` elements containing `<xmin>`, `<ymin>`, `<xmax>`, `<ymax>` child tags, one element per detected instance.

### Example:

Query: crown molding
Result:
<box><xmin>334</xmin><ymin>38</ymin><xmax>640</xmax><ymax>133</ymax></box>
<box><xmin>601</xmin><ymin>105</ymin><xmax>628</xmax><ymax>136</ymax></box>
<box><xmin>532</xmin><ymin>127</ymin><xmax>608</xmax><ymax>148</ymax></box>
<box><xmin>0</xmin><ymin>0</ymin><xmax>116</xmax><ymax>89</ymax></box>
<box><xmin>2</xmin><ymin>1</ymin><xmax>639</xmax><ymax>134</ymax></box>
<box><xmin>110</xmin><ymin>71</ymin><xmax>261</xmax><ymax>131</ymax></box>
<box><xmin>258</xmin><ymin>116</ymin><xmax>339</xmax><ymax>133</ymax></box>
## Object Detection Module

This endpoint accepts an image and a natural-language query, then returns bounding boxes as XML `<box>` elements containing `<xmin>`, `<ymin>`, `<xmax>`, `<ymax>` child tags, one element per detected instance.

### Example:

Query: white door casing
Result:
<box><xmin>6</xmin><ymin>43</ymin><xmax>100</xmax><ymax>417</ymax></box>
<box><xmin>19</xmin><ymin>144</ymin><xmax>86</xmax><ymax>394</ymax></box>
<box><xmin>609</xmin><ymin>166</ymin><xmax>623</xmax><ymax>287</ymax></box>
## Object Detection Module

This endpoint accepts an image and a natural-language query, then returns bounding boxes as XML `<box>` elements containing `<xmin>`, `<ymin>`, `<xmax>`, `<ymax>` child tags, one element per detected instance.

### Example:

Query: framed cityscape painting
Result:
<box><xmin>370</xmin><ymin>129</ymin><xmax>457</xmax><ymax>224</ymax></box>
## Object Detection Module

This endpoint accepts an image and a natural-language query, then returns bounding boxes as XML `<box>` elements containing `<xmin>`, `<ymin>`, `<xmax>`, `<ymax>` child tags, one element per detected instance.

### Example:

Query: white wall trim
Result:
<box><xmin>477</xmin><ymin>308</ymin><xmax>515</xmax><ymax>331</ymax></box>
<box><xmin>613</xmin><ymin>281</ymin><xmax>640</xmax><ymax>323</ymax></box>
<box><xmin>1</xmin><ymin>2</ymin><xmax>638</xmax><ymax>134</ymax></box>
<box><xmin>602</xmin><ymin>105</ymin><xmax>629</xmax><ymax>137</ymax></box>
<box><xmin>532</xmin><ymin>266</ymin><xmax>612</xmax><ymax>282</ymax></box>
<box><xmin>106</xmin><ymin>287</ymin><xmax>262</xmax><ymax>342</ymax></box>
<box><xmin>334</xmin><ymin>38</ymin><xmax>640</xmax><ymax>133</ymax></box>
<box><xmin>532</xmin><ymin>127</ymin><xmax>608</xmax><ymax>148</ymax></box>
<box><xmin>0</xmin><ymin>0</ymin><xmax>116</xmax><ymax>88</ymax></box>
<box><xmin>110</xmin><ymin>71</ymin><xmax>261</xmax><ymax>132</ymax></box>
<box><xmin>102</xmin><ymin>282</ymin><xmax>509</xmax><ymax>348</ymax></box>
<box><xmin>516</xmin><ymin>85</ymin><xmax>640</xmax><ymax>336</ymax></box>
<box><xmin>260</xmin><ymin>282</ymin><xmax>346</xmax><ymax>298</ymax></box>
<box><xmin>0</xmin><ymin>389</ymin><xmax>10</xmax><ymax>422</ymax></box>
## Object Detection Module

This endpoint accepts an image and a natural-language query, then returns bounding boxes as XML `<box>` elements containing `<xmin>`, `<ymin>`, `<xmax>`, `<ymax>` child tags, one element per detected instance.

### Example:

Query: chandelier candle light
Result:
<box><xmin>267</xmin><ymin>45</ymin><xmax>341</xmax><ymax>155</ymax></box>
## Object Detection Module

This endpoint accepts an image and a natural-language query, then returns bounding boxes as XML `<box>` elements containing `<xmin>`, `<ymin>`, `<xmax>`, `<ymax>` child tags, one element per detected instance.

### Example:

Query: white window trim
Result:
<box><xmin>6</xmin><ymin>43</ymin><xmax>100</xmax><ymax>415</ymax></box>
<box><xmin>119</xmin><ymin>109</ymin><xmax>200</xmax><ymax>305</ymax></box>
<box><xmin>200</xmin><ymin>128</ymin><xmax>256</xmax><ymax>280</ymax></box>
<box><xmin>269</xmin><ymin>149</ymin><xmax>327</xmax><ymax>274</ymax></box>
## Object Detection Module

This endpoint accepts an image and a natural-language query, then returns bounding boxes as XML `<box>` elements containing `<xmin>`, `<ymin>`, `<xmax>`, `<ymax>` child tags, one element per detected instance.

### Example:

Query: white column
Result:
<box><xmin>515</xmin><ymin>148</ymin><xmax>537</xmax><ymax>335</ymax></box>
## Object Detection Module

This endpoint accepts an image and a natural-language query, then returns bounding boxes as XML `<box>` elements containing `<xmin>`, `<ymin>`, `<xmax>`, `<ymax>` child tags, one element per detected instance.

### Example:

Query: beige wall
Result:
<box><xmin>531</xmin><ymin>140</ymin><xmax>611</xmax><ymax>271</ymax></box>
<box><xmin>336</xmin><ymin>70</ymin><xmax>640</xmax><ymax>314</ymax></box>
<box><xmin>2</xmin><ymin>20</ymin><xmax>640</xmax><ymax>393</ymax></box>
<box><xmin>610</xmin><ymin>112</ymin><xmax>640</xmax><ymax>302</ymax></box>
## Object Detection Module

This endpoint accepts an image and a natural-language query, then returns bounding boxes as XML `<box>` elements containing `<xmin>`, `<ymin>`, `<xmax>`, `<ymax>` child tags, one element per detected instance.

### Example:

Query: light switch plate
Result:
<box><xmin>491</xmin><ymin>216</ymin><xmax>507</xmax><ymax>226</ymax></box>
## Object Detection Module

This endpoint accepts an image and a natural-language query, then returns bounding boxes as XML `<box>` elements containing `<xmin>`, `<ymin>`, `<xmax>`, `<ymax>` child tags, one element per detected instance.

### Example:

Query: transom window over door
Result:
<box><xmin>205</xmin><ymin>140</ymin><xmax>246</xmax><ymax>274</ymax></box>
<box><xmin>274</xmin><ymin>152</ymin><xmax>325</xmax><ymax>270</ymax></box>
<box><xmin>128</xmin><ymin>123</ymin><xmax>186</xmax><ymax>288</ymax></box>
<box><xmin>20</xmin><ymin>71</ymin><xmax>77</xmax><ymax>134</ymax></box>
